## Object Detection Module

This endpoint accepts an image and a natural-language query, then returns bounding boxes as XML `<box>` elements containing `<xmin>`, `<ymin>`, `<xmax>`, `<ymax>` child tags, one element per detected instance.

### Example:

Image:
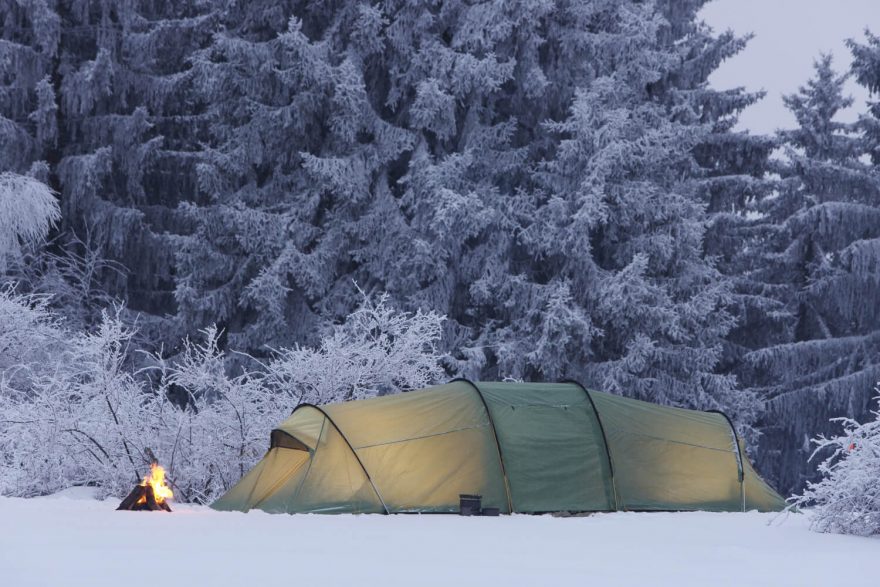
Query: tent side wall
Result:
<box><xmin>475</xmin><ymin>382</ymin><xmax>616</xmax><ymax>513</ymax></box>
<box><xmin>590</xmin><ymin>391</ymin><xmax>744</xmax><ymax>511</ymax></box>
<box><xmin>211</xmin><ymin>447</ymin><xmax>310</xmax><ymax>512</ymax></box>
<box><xmin>740</xmin><ymin>440</ymin><xmax>789</xmax><ymax>511</ymax></box>
<box><xmin>324</xmin><ymin>382</ymin><xmax>510</xmax><ymax>513</ymax></box>
<box><xmin>213</xmin><ymin>406</ymin><xmax>386</xmax><ymax>514</ymax></box>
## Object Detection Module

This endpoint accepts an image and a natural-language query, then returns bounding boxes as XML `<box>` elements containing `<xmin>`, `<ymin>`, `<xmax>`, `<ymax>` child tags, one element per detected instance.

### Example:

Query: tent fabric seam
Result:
<box><xmin>351</xmin><ymin>424</ymin><xmax>491</xmax><ymax>450</ymax></box>
<box><xmin>450</xmin><ymin>378</ymin><xmax>515</xmax><ymax>513</ymax></box>
<box><xmin>248</xmin><ymin>450</ymin><xmax>310</xmax><ymax>511</ymax></box>
<box><xmin>291</xmin><ymin>404</ymin><xmax>390</xmax><ymax>514</ymax></box>
<box><xmin>563</xmin><ymin>379</ymin><xmax>620</xmax><ymax>511</ymax></box>
<box><xmin>283</xmin><ymin>416</ymin><xmax>324</xmax><ymax>511</ymax></box>
<box><xmin>706</xmin><ymin>409</ymin><xmax>746</xmax><ymax>512</ymax></box>
<box><xmin>620</xmin><ymin>431</ymin><xmax>737</xmax><ymax>453</ymax></box>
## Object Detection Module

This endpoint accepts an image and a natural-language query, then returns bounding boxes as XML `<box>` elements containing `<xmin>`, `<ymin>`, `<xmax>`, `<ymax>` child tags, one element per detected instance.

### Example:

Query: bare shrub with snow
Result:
<box><xmin>151</xmin><ymin>294</ymin><xmax>445</xmax><ymax>502</ymax></box>
<box><xmin>0</xmin><ymin>288</ymin><xmax>445</xmax><ymax>501</ymax></box>
<box><xmin>3</xmin><ymin>231</ymin><xmax>128</xmax><ymax>333</ymax></box>
<box><xmin>791</xmin><ymin>389</ymin><xmax>880</xmax><ymax>536</ymax></box>
<box><xmin>143</xmin><ymin>326</ymin><xmax>288</xmax><ymax>503</ymax></box>
<box><xmin>0</xmin><ymin>298</ymin><xmax>154</xmax><ymax>498</ymax></box>
<box><xmin>264</xmin><ymin>292</ymin><xmax>445</xmax><ymax>404</ymax></box>
<box><xmin>0</xmin><ymin>287</ymin><xmax>65</xmax><ymax>379</ymax></box>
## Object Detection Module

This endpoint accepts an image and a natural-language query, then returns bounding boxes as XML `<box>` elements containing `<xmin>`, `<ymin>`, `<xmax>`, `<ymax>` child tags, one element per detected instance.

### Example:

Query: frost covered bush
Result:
<box><xmin>0</xmin><ymin>288</ymin><xmax>445</xmax><ymax>501</ymax></box>
<box><xmin>791</xmin><ymin>390</ymin><xmax>880</xmax><ymax>536</ymax></box>
<box><xmin>0</xmin><ymin>286</ymin><xmax>65</xmax><ymax>379</ymax></box>
<box><xmin>3</xmin><ymin>231</ymin><xmax>128</xmax><ymax>333</ymax></box>
<box><xmin>0</xmin><ymin>295</ymin><xmax>154</xmax><ymax>498</ymax></box>
<box><xmin>142</xmin><ymin>327</ymin><xmax>287</xmax><ymax>503</ymax></box>
<box><xmin>0</xmin><ymin>173</ymin><xmax>59</xmax><ymax>271</ymax></box>
<box><xmin>264</xmin><ymin>292</ymin><xmax>445</xmax><ymax>404</ymax></box>
<box><xmin>152</xmin><ymin>293</ymin><xmax>444</xmax><ymax>502</ymax></box>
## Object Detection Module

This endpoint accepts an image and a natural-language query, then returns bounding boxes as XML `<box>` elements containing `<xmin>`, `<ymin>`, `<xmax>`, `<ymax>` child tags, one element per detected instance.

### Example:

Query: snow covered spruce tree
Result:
<box><xmin>791</xmin><ymin>390</ymin><xmax>880</xmax><ymax>536</ymax></box>
<box><xmin>420</xmin><ymin>1</ymin><xmax>761</xmax><ymax>426</ymax></box>
<box><xmin>50</xmin><ymin>0</ymin><xmax>217</xmax><ymax>339</ymax></box>
<box><xmin>173</xmin><ymin>0</ymin><xmax>761</xmax><ymax>430</ymax></box>
<box><xmin>736</xmin><ymin>53</ymin><xmax>880</xmax><ymax>494</ymax></box>
<box><xmin>176</xmin><ymin>5</ymin><xmax>372</xmax><ymax>352</ymax></box>
<box><xmin>0</xmin><ymin>0</ymin><xmax>59</xmax><ymax>177</ymax></box>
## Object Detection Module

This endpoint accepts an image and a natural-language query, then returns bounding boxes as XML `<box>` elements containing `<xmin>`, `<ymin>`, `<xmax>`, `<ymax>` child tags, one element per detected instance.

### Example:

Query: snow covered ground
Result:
<box><xmin>2</xmin><ymin>489</ymin><xmax>875</xmax><ymax>587</ymax></box>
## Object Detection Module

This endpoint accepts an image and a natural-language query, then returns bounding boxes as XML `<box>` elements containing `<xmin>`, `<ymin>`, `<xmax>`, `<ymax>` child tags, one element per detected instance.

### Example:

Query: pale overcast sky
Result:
<box><xmin>700</xmin><ymin>0</ymin><xmax>880</xmax><ymax>134</ymax></box>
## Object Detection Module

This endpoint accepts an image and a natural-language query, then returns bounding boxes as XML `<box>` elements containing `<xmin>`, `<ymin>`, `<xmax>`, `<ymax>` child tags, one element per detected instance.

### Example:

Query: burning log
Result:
<box><xmin>117</xmin><ymin>483</ymin><xmax>172</xmax><ymax>511</ymax></box>
<box><xmin>117</xmin><ymin>462</ymin><xmax>174</xmax><ymax>512</ymax></box>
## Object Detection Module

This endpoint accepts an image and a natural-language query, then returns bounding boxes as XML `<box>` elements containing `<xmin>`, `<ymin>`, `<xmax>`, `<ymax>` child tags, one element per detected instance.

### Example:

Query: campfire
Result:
<box><xmin>117</xmin><ymin>462</ymin><xmax>174</xmax><ymax>512</ymax></box>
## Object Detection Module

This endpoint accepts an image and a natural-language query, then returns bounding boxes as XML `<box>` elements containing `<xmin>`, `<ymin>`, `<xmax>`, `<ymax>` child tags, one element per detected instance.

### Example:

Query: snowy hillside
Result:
<box><xmin>1</xmin><ymin>489</ymin><xmax>874</xmax><ymax>587</ymax></box>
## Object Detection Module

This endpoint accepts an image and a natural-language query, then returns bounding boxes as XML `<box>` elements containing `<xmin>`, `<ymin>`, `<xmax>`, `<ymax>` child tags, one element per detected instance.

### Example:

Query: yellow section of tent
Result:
<box><xmin>740</xmin><ymin>439</ymin><xmax>789</xmax><ymax>511</ymax></box>
<box><xmin>211</xmin><ymin>447</ymin><xmax>310</xmax><ymax>512</ymax></box>
<box><xmin>590</xmin><ymin>391</ymin><xmax>743</xmax><ymax>511</ymax></box>
<box><xmin>322</xmin><ymin>382</ymin><xmax>508</xmax><ymax>513</ymax></box>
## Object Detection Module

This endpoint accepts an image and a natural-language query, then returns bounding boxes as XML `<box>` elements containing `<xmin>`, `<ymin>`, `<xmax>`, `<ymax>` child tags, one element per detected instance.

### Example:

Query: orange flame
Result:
<box><xmin>137</xmin><ymin>463</ymin><xmax>173</xmax><ymax>504</ymax></box>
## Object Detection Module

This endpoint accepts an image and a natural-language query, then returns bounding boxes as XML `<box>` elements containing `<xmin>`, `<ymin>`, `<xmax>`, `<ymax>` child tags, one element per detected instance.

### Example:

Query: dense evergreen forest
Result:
<box><xmin>2</xmin><ymin>0</ymin><xmax>879</xmax><ymax>496</ymax></box>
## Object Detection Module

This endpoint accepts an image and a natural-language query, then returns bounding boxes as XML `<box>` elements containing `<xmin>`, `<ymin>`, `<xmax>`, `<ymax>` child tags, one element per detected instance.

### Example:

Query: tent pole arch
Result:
<box><xmin>706</xmin><ymin>409</ymin><xmax>746</xmax><ymax>512</ymax></box>
<box><xmin>290</xmin><ymin>403</ymin><xmax>390</xmax><ymax>514</ymax></box>
<box><xmin>563</xmin><ymin>380</ymin><xmax>620</xmax><ymax>511</ymax></box>
<box><xmin>449</xmin><ymin>378</ymin><xmax>514</xmax><ymax>513</ymax></box>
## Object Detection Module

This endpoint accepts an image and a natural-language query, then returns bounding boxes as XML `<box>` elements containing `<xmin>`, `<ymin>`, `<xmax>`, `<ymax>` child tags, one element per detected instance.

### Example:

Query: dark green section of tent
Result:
<box><xmin>477</xmin><ymin>382</ymin><xmax>615</xmax><ymax>512</ymax></box>
<box><xmin>212</xmin><ymin>381</ymin><xmax>786</xmax><ymax>514</ymax></box>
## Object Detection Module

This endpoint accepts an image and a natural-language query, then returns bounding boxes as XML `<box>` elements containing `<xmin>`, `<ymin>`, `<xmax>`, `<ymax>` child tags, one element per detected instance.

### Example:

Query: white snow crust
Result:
<box><xmin>1</xmin><ymin>492</ymin><xmax>875</xmax><ymax>586</ymax></box>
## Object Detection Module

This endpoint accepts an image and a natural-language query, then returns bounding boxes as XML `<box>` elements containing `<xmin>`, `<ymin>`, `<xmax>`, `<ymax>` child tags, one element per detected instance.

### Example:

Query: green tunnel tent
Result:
<box><xmin>211</xmin><ymin>381</ymin><xmax>785</xmax><ymax>514</ymax></box>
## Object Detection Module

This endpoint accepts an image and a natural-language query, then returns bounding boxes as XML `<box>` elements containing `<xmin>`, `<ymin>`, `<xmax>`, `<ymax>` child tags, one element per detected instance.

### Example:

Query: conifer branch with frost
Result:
<box><xmin>735</xmin><ymin>51</ymin><xmax>880</xmax><ymax>493</ymax></box>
